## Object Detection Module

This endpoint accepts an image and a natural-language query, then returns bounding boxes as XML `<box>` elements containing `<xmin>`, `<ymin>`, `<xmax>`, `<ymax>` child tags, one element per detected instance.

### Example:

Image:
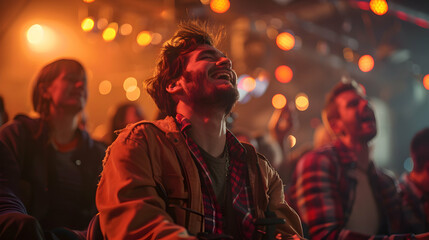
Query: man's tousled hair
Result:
<box><xmin>145</xmin><ymin>21</ymin><xmax>224</xmax><ymax>117</ymax></box>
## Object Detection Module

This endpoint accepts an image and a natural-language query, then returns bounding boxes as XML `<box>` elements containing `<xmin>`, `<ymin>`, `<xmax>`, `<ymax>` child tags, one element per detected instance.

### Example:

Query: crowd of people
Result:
<box><xmin>0</xmin><ymin>21</ymin><xmax>428</xmax><ymax>240</ymax></box>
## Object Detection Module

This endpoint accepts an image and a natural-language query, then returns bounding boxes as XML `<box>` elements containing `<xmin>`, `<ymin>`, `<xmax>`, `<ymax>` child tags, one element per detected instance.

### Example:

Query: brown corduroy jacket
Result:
<box><xmin>96</xmin><ymin>116</ymin><xmax>303</xmax><ymax>240</ymax></box>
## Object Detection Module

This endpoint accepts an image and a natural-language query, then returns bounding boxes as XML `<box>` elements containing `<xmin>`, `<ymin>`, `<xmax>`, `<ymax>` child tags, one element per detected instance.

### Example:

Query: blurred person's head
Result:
<box><xmin>145</xmin><ymin>21</ymin><xmax>238</xmax><ymax>117</ymax></box>
<box><xmin>324</xmin><ymin>80</ymin><xmax>376</xmax><ymax>144</ymax></box>
<box><xmin>111</xmin><ymin>103</ymin><xmax>145</xmax><ymax>142</ymax></box>
<box><xmin>32</xmin><ymin>59</ymin><xmax>87</xmax><ymax>119</ymax></box>
<box><xmin>410</xmin><ymin>128</ymin><xmax>429</xmax><ymax>173</ymax></box>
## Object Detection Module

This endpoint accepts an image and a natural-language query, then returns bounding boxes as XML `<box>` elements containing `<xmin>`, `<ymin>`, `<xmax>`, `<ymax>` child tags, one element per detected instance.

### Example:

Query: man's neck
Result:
<box><xmin>177</xmin><ymin>103</ymin><xmax>227</xmax><ymax>157</ymax></box>
<box><xmin>49</xmin><ymin>110</ymin><xmax>80</xmax><ymax>145</ymax></box>
<box><xmin>340</xmin><ymin>136</ymin><xmax>370</xmax><ymax>169</ymax></box>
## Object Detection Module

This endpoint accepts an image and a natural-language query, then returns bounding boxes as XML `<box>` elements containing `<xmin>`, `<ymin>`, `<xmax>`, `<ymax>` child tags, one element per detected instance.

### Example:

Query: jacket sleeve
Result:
<box><xmin>261</xmin><ymin>157</ymin><xmax>304</xmax><ymax>239</ymax></box>
<box><xmin>95</xmin><ymin>126</ymin><xmax>196</xmax><ymax>240</ymax></box>
<box><xmin>0</xmin><ymin>122</ymin><xmax>29</xmax><ymax>215</ymax></box>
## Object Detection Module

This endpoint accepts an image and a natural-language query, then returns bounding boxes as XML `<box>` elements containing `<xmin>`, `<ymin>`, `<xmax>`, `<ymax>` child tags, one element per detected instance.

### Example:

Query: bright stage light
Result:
<box><xmin>276</xmin><ymin>32</ymin><xmax>295</xmax><ymax>51</ymax></box>
<box><xmin>210</xmin><ymin>0</ymin><xmax>230</xmax><ymax>14</ymax></box>
<box><xmin>81</xmin><ymin>17</ymin><xmax>94</xmax><ymax>32</ymax></box>
<box><xmin>423</xmin><ymin>74</ymin><xmax>429</xmax><ymax>90</ymax></box>
<box><xmin>358</xmin><ymin>55</ymin><xmax>374</xmax><ymax>72</ymax></box>
<box><xmin>26</xmin><ymin>24</ymin><xmax>57</xmax><ymax>52</ymax></box>
<box><xmin>272</xmin><ymin>94</ymin><xmax>287</xmax><ymax>109</ymax></box>
<box><xmin>137</xmin><ymin>31</ymin><xmax>152</xmax><ymax>46</ymax></box>
<box><xmin>370</xmin><ymin>0</ymin><xmax>388</xmax><ymax>16</ymax></box>
<box><xmin>275</xmin><ymin>65</ymin><xmax>293</xmax><ymax>83</ymax></box>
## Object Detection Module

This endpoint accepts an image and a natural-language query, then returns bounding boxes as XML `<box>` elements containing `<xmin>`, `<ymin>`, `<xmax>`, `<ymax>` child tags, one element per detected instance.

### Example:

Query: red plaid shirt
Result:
<box><xmin>399</xmin><ymin>173</ymin><xmax>429</xmax><ymax>234</ymax></box>
<box><xmin>287</xmin><ymin>140</ymin><xmax>414</xmax><ymax>240</ymax></box>
<box><xmin>176</xmin><ymin>114</ymin><xmax>255</xmax><ymax>239</ymax></box>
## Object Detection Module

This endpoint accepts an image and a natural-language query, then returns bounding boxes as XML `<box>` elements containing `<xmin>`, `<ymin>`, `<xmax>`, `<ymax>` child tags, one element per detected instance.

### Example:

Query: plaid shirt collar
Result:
<box><xmin>176</xmin><ymin>114</ymin><xmax>255</xmax><ymax>239</ymax></box>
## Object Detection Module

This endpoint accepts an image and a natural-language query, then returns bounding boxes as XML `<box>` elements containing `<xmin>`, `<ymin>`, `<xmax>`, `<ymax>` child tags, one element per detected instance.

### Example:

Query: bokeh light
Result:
<box><xmin>343</xmin><ymin>47</ymin><xmax>354</xmax><ymax>62</ymax></box>
<box><xmin>275</xmin><ymin>65</ymin><xmax>293</xmax><ymax>83</ymax></box>
<box><xmin>120</xmin><ymin>23</ymin><xmax>133</xmax><ymax>36</ymax></box>
<box><xmin>423</xmin><ymin>74</ymin><xmax>429</xmax><ymax>90</ymax></box>
<box><xmin>210</xmin><ymin>0</ymin><xmax>230</xmax><ymax>14</ymax></box>
<box><xmin>137</xmin><ymin>31</ymin><xmax>152</xmax><ymax>46</ymax></box>
<box><xmin>126</xmin><ymin>87</ymin><xmax>141</xmax><ymax>101</ymax></box>
<box><xmin>26</xmin><ymin>24</ymin><xmax>56</xmax><ymax>52</ymax></box>
<box><xmin>358</xmin><ymin>55</ymin><xmax>374</xmax><ymax>72</ymax></box>
<box><xmin>99</xmin><ymin>80</ymin><xmax>112</xmax><ymax>95</ymax></box>
<box><xmin>242</xmin><ymin>76</ymin><xmax>256</xmax><ymax>92</ymax></box>
<box><xmin>272</xmin><ymin>94</ymin><xmax>287</xmax><ymax>109</ymax></box>
<box><xmin>151</xmin><ymin>33</ymin><xmax>163</xmax><ymax>45</ymax></box>
<box><xmin>200</xmin><ymin>0</ymin><xmax>210</xmax><ymax>4</ymax></box>
<box><xmin>287</xmin><ymin>135</ymin><xmax>297</xmax><ymax>148</ymax></box>
<box><xmin>370</xmin><ymin>0</ymin><xmax>388</xmax><ymax>16</ymax></box>
<box><xmin>27</xmin><ymin>24</ymin><xmax>44</xmax><ymax>44</ymax></box>
<box><xmin>81</xmin><ymin>17</ymin><xmax>94</xmax><ymax>32</ymax></box>
<box><xmin>276</xmin><ymin>32</ymin><xmax>295</xmax><ymax>51</ymax></box>
<box><xmin>123</xmin><ymin>77</ymin><xmax>137</xmax><ymax>92</ymax></box>
<box><xmin>295</xmin><ymin>93</ymin><xmax>309</xmax><ymax>111</ymax></box>
<box><xmin>102</xmin><ymin>23</ymin><xmax>118</xmax><ymax>42</ymax></box>
<box><xmin>97</xmin><ymin>18</ymin><xmax>108</xmax><ymax>30</ymax></box>
<box><xmin>83</xmin><ymin>0</ymin><xmax>95</xmax><ymax>2</ymax></box>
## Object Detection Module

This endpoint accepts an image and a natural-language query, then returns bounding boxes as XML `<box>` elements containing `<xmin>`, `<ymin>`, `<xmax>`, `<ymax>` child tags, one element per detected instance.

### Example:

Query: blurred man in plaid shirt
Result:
<box><xmin>400</xmin><ymin>128</ymin><xmax>429</xmax><ymax>234</ymax></box>
<box><xmin>287</xmin><ymin>80</ymin><xmax>429</xmax><ymax>239</ymax></box>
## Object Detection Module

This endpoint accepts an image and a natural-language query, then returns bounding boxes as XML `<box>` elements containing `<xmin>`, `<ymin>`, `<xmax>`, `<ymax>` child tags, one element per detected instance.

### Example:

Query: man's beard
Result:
<box><xmin>191</xmin><ymin>84</ymin><xmax>239</xmax><ymax>114</ymax></box>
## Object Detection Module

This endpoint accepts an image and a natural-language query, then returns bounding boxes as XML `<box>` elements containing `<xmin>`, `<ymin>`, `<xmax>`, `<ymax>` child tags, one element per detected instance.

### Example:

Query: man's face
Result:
<box><xmin>46</xmin><ymin>69</ymin><xmax>87</xmax><ymax>113</ymax></box>
<box><xmin>333</xmin><ymin>90</ymin><xmax>377</xmax><ymax>142</ymax></box>
<box><xmin>179</xmin><ymin>44</ymin><xmax>238</xmax><ymax>113</ymax></box>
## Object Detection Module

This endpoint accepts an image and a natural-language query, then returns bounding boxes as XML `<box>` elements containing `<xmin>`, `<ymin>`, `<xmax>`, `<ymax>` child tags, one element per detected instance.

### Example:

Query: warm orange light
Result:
<box><xmin>295</xmin><ymin>93</ymin><xmax>309</xmax><ymax>111</ymax></box>
<box><xmin>200</xmin><ymin>0</ymin><xmax>210</xmax><ymax>4</ymax></box>
<box><xmin>83</xmin><ymin>0</ymin><xmax>95</xmax><ymax>2</ymax></box>
<box><xmin>370</xmin><ymin>0</ymin><xmax>388</xmax><ymax>16</ymax></box>
<box><xmin>97</xmin><ymin>18</ymin><xmax>108</xmax><ymax>30</ymax></box>
<box><xmin>272</xmin><ymin>94</ymin><xmax>287</xmax><ymax>109</ymax></box>
<box><xmin>275</xmin><ymin>65</ymin><xmax>293</xmax><ymax>83</ymax></box>
<box><xmin>102</xmin><ymin>23</ymin><xmax>117</xmax><ymax>42</ymax></box>
<box><xmin>151</xmin><ymin>33</ymin><xmax>163</xmax><ymax>45</ymax></box>
<box><xmin>99</xmin><ymin>80</ymin><xmax>112</xmax><ymax>95</ymax></box>
<box><xmin>343</xmin><ymin>47</ymin><xmax>354</xmax><ymax>62</ymax></box>
<box><xmin>27</xmin><ymin>24</ymin><xmax>44</xmax><ymax>44</ymax></box>
<box><xmin>137</xmin><ymin>31</ymin><xmax>152</xmax><ymax>46</ymax></box>
<box><xmin>26</xmin><ymin>24</ymin><xmax>57</xmax><ymax>52</ymax></box>
<box><xmin>358</xmin><ymin>55</ymin><xmax>374</xmax><ymax>72</ymax></box>
<box><xmin>123</xmin><ymin>77</ymin><xmax>137</xmax><ymax>92</ymax></box>
<box><xmin>81</xmin><ymin>17</ymin><xmax>94</xmax><ymax>32</ymax></box>
<box><xmin>242</xmin><ymin>77</ymin><xmax>256</xmax><ymax>92</ymax></box>
<box><xmin>423</xmin><ymin>74</ymin><xmax>429</xmax><ymax>90</ymax></box>
<box><xmin>287</xmin><ymin>135</ymin><xmax>296</xmax><ymax>148</ymax></box>
<box><xmin>276</xmin><ymin>32</ymin><xmax>295</xmax><ymax>51</ymax></box>
<box><xmin>210</xmin><ymin>0</ymin><xmax>230</xmax><ymax>14</ymax></box>
<box><xmin>120</xmin><ymin>23</ymin><xmax>133</xmax><ymax>36</ymax></box>
<box><xmin>126</xmin><ymin>87</ymin><xmax>141</xmax><ymax>101</ymax></box>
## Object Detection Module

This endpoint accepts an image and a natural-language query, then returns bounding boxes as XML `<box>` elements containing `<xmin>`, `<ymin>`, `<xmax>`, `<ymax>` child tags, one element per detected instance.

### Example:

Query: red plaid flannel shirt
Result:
<box><xmin>287</xmin><ymin>140</ymin><xmax>414</xmax><ymax>240</ymax></box>
<box><xmin>176</xmin><ymin>114</ymin><xmax>255</xmax><ymax>239</ymax></box>
<box><xmin>399</xmin><ymin>173</ymin><xmax>429</xmax><ymax>234</ymax></box>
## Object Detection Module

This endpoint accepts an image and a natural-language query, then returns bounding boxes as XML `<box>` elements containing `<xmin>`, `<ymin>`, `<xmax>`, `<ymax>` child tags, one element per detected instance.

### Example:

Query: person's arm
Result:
<box><xmin>258</xmin><ymin>156</ymin><xmax>304</xmax><ymax>239</ymax></box>
<box><xmin>96</xmin><ymin>126</ymin><xmax>196</xmax><ymax>240</ymax></box>
<box><xmin>0</xmin><ymin>122</ymin><xmax>29</xmax><ymax>215</ymax></box>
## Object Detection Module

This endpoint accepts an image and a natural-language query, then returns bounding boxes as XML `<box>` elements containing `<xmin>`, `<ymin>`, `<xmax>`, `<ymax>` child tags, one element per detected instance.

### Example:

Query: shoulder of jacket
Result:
<box><xmin>119</xmin><ymin>117</ymin><xmax>179</xmax><ymax>141</ymax></box>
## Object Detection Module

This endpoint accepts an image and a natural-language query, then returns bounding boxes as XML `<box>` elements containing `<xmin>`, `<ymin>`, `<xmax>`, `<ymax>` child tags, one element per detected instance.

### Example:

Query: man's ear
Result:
<box><xmin>166</xmin><ymin>79</ymin><xmax>183</xmax><ymax>94</ymax></box>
